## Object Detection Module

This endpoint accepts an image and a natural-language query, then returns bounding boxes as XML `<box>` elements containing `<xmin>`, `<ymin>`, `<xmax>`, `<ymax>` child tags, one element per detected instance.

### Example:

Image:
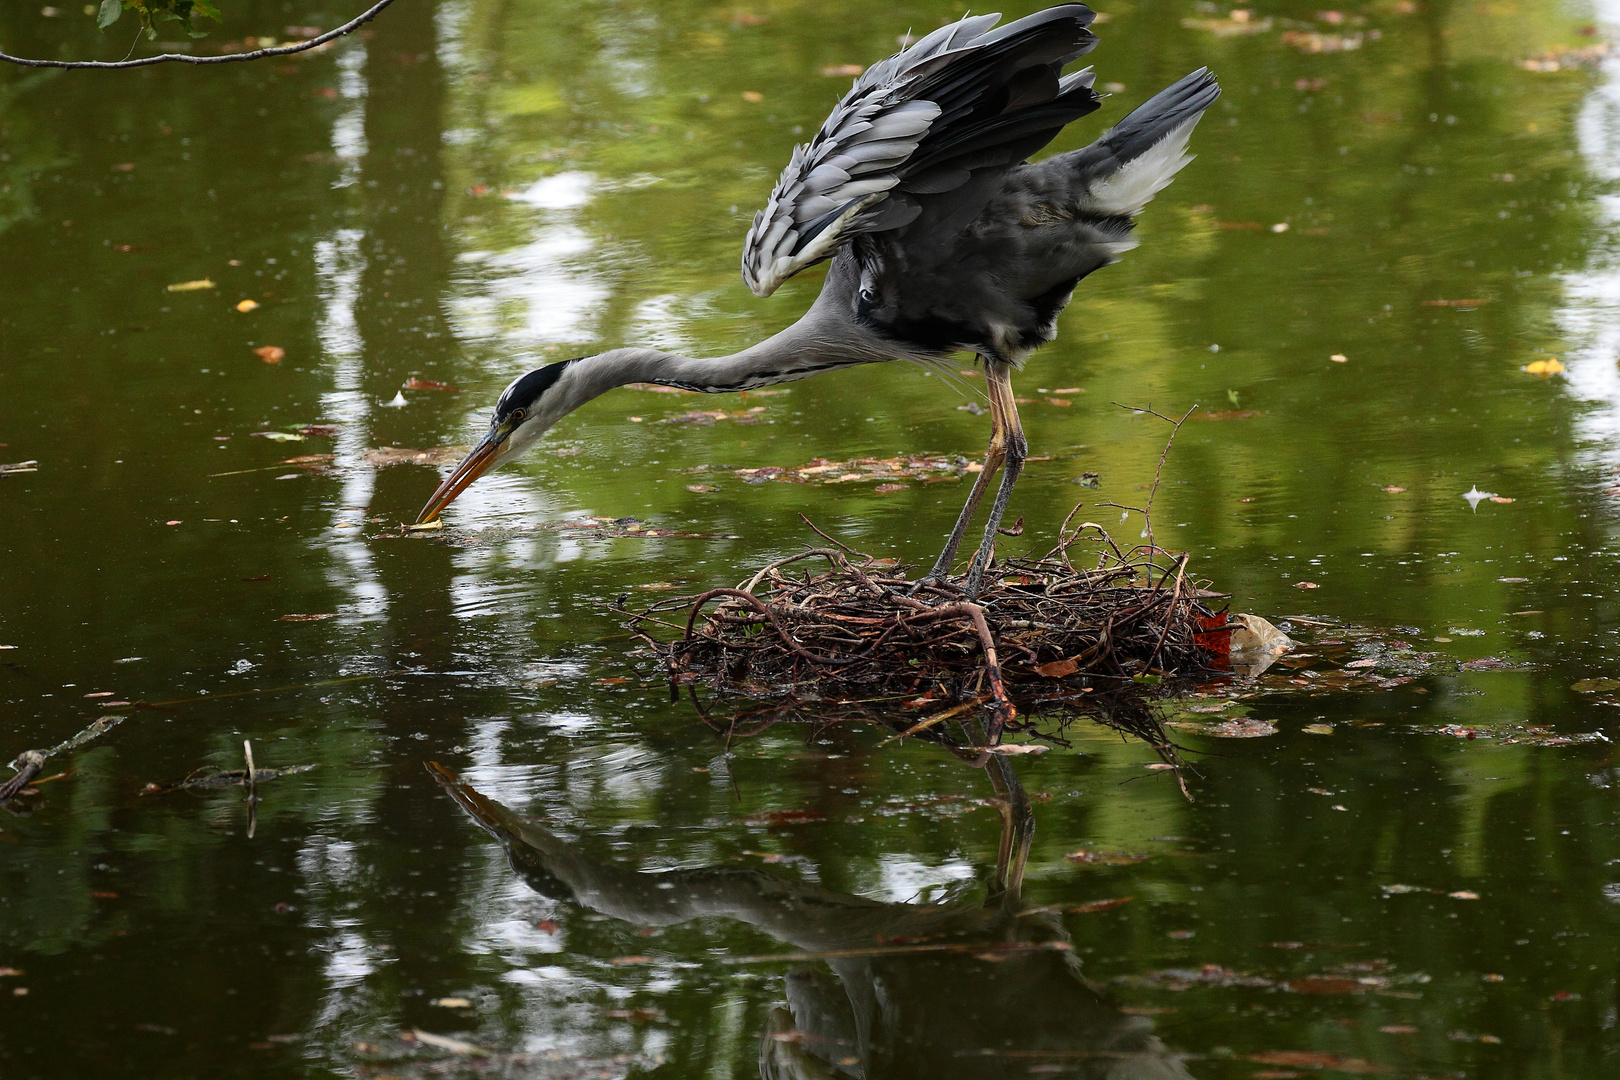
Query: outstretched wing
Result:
<box><xmin>741</xmin><ymin>4</ymin><xmax>1101</xmax><ymax>298</ymax></box>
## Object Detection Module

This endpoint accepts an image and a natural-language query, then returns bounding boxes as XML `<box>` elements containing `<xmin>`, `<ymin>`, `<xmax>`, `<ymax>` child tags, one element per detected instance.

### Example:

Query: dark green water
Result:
<box><xmin>4</xmin><ymin>1</ymin><xmax>1620</xmax><ymax>1076</ymax></box>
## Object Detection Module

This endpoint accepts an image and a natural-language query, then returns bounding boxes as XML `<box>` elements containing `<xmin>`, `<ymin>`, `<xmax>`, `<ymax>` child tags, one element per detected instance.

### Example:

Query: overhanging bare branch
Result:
<box><xmin>0</xmin><ymin>0</ymin><xmax>396</xmax><ymax>70</ymax></box>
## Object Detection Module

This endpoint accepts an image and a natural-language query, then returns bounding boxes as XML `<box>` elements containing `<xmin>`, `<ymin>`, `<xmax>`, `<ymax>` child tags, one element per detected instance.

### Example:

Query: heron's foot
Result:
<box><xmin>906</xmin><ymin>563</ymin><xmax>962</xmax><ymax>598</ymax></box>
<box><xmin>961</xmin><ymin>553</ymin><xmax>992</xmax><ymax>600</ymax></box>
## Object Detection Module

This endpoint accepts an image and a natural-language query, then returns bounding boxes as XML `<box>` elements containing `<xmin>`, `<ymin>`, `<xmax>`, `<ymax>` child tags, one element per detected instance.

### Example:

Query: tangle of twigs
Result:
<box><xmin>624</xmin><ymin>513</ymin><xmax>1230</xmax><ymax>751</ymax></box>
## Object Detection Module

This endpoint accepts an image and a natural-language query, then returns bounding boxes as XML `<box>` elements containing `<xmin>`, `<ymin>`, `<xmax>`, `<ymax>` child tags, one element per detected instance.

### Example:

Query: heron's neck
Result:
<box><xmin>550</xmin><ymin>314</ymin><xmax>886</xmax><ymax>417</ymax></box>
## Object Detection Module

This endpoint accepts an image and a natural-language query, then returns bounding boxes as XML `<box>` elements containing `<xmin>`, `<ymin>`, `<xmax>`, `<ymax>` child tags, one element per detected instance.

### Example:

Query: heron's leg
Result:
<box><xmin>921</xmin><ymin>360</ymin><xmax>1008</xmax><ymax>583</ymax></box>
<box><xmin>983</xmin><ymin>747</ymin><xmax>1035</xmax><ymax>908</ymax></box>
<box><xmin>962</xmin><ymin>364</ymin><xmax>1027</xmax><ymax>598</ymax></box>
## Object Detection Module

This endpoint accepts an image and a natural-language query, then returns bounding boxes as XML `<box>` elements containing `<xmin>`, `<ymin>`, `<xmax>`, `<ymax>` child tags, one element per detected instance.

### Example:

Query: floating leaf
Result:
<box><xmin>1066</xmin><ymin>849</ymin><xmax>1147</xmax><ymax>866</ymax></box>
<box><xmin>277</xmin><ymin>613</ymin><xmax>337</xmax><ymax>622</ymax></box>
<box><xmin>1034</xmin><ymin>658</ymin><xmax>1079</xmax><ymax>678</ymax></box>
<box><xmin>253</xmin><ymin>345</ymin><xmax>285</xmax><ymax>364</ymax></box>
<box><xmin>250</xmin><ymin>430</ymin><xmax>303</xmax><ymax>442</ymax></box>
<box><xmin>1303</xmin><ymin>723</ymin><xmax>1334</xmax><ymax>735</ymax></box>
<box><xmin>403</xmin><ymin>377</ymin><xmax>458</xmax><ymax>392</ymax></box>
<box><xmin>1069</xmin><ymin>896</ymin><xmax>1134</xmax><ymax>914</ymax></box>
<box><xmin>1248</xmin><ymin>1051</ymin><xmax>1386</xmax><ymax>1073</ymax></box>
<box><xmin>235</xmin><ymin>299</ymin><xmax>259</xmax><ymax>313</ymax></box>
<box><xmin>1523</xmin><ymin>358</ymin><xmax>1565</xmax><ymax>376</ymax></box>
<box><xmin>1572</xmin><ymin>678</ymin><xmax>1620</xmax><ymax>693</ymax></box>
<box><xmin>166</xmin><ymin>278</ymin><xmax>216</xmax><ymax>292</ymax></box>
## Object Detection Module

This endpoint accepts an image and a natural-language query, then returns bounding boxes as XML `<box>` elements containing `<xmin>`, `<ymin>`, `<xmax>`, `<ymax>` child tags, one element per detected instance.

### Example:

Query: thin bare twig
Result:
<box><xmin>0</xmin><ymin>0</ymin><xmax>396</xmax><ymax>70</ymax></box>
<box><xmin>1110</xmin><ymin>402</ymin><xmax>1198</xmax><ymax>554</ymax></box>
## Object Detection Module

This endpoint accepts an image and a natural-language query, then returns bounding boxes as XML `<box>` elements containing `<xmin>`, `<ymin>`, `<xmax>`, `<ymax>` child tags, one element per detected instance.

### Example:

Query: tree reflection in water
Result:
<box><xmin>431</xmin><ymin>751</ymin><xmax>1195</xmax><ymax>1080</ymax></box>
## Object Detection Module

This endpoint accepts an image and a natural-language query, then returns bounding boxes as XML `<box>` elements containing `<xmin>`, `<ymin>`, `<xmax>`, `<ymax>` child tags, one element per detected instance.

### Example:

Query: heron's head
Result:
<box><xmin>414</xmin><ymin>359</ymin><xmax>577</xmax><ymax>524</ymax></box>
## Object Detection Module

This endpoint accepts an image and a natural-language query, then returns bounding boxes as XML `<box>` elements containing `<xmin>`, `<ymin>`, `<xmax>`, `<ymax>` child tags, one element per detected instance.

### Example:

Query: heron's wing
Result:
<box><xmin>741</xmin><ymin>4</ymin><xmax>1101</xmax><ymax>298</ymax></box>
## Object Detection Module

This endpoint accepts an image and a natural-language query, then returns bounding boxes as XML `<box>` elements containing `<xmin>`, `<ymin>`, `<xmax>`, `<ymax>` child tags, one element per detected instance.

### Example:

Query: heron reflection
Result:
<box><xmin>430</xmin><ymin>756</ymin><xmax>1194</xmax><ymax>1080</ymax></box>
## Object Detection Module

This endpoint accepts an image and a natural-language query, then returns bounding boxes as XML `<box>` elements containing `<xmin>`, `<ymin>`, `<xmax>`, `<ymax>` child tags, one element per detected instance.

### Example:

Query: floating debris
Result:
<box><xmin>140</xmin><ymin>762</ymin><xmax>316</xmax><ymax>796</ymax></box>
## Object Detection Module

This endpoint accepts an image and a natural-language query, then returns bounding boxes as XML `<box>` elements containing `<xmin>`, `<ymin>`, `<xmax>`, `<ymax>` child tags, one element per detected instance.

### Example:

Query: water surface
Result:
<box><xmin>3</xmin><ymin>1</ymin><xmax>1620</xmax><ymax>1077</ymax></box>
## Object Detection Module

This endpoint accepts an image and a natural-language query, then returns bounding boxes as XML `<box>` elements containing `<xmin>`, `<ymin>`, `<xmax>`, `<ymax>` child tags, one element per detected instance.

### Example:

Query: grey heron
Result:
<box><xmin>417</xmin><ymin>4</ymin><xmax>1219</xmax><ymax>596</ymax></box>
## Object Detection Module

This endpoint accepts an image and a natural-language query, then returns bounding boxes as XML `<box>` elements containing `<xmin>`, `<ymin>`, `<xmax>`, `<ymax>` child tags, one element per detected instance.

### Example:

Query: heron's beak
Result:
<box><xmin>415</xmin><ymin>431</ymin><xmax>505</xmax><ymax>524</ymax></box>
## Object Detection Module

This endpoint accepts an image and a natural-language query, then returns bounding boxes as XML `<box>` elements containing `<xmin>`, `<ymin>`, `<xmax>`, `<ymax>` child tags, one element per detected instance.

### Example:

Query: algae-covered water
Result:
<box><xmin>4</xmin><ymin>1</ymin><xmax>1620</xmax><ymax>1077</ymax></box>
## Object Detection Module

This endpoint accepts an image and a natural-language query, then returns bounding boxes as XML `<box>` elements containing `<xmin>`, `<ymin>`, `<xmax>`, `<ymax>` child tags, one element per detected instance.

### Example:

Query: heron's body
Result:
<box><xmin>419</xmin><ymin>4</ymin><xmax>1220</xmax><ymax>594</ymax></box>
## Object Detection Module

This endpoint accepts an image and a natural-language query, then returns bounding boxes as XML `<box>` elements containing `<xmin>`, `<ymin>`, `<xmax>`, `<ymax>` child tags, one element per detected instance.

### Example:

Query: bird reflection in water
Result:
<box><xmin>430</xmin><ymin>755</ymin><xmax>1194</xmax><ymax>1080</ymax></box>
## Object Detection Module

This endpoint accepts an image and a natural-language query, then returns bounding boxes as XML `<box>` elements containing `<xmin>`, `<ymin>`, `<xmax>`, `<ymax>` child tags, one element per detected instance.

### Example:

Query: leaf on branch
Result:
<box><xmin>98</xmin><ymin>0</ymin><xmax>123</xmax><ymax>29</ymax></box>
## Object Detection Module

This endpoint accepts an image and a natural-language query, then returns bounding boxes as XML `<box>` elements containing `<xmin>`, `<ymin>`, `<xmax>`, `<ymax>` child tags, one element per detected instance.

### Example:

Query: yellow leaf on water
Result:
<box><xmin>741</xmin><ymin>90</ymin><xmax>764</xmax><ymax>103</ymax></box>
<box><xmin>235</xmin><ymin>299</ymin><xmax>259</xmax><ymax>313</ymax></box>
<box><xmin>166</xmin><ymin>279</ymin><xmax>216</xmax><ymax>292</ymax></box>
<box><xmin>1523</xmin><ymin>358</ymin><xmax>1565</xmax><ymax>376</ymax></box>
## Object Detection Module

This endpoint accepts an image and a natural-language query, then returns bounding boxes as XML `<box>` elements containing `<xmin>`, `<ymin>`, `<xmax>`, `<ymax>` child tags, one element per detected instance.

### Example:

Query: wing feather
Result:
<box><xmin>741</xmin><ymin>4</ymin><xmax>1102</xmax><ymax>298</ymax></box>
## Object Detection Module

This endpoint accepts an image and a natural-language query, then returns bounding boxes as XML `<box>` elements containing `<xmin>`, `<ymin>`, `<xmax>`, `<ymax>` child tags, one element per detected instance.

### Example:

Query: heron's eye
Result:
<box><xmin>510</xmin><ymin>408</ymin><xmax>526</xmax><ymax>421</ymax></box>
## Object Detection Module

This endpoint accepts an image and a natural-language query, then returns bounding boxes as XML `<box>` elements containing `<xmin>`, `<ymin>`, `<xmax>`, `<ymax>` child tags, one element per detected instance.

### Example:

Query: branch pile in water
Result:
<box><xmin>627</xmin><ymin>513</ymin><xmax>1229</xmax><ymax>741</ymax></box>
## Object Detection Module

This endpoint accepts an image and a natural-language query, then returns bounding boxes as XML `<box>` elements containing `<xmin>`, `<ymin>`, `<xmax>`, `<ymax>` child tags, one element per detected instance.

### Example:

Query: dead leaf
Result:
<box><xmin>278</xmin><ymin>613</ymin><xmax>337</xmax><ymax>622</ymax></box>
<box><xmin>1303</xmin><ymin>723</ymin><xmax>1334</xmax><ymax>735</ymax></box>
<box><xmin>1286</xmin><ymin>976</ymin><xmax>1365</xmax><ymax>995</ymax></box>
<box><xmin>873</xmin><ymin>483</ymin><xmax>907</xmax><ymax>493</ymax></box>
<box><xmin>235</xmin><ymin>299</ymin><xmax>259</xmax><ymax>313</ymax></box>
<box><xmin>660</xmin><ymin>407</ymin><xmax>766</xmax><ymax>425</ymax></box>
<box><xmin>1488</xmin><ymin>495</ymin><xmax>1515</xmax><ymax>504</ymax></box>
<box><xmin>1034</xmin><ymin>658</ymin><xmax>1079</xmax><ymax>678</ymax></box>
<box><xmin>746</xmin><ymin>809</ymin><xmax>825</xmax><ymax>827</ymax></box>
<box><xmin>597</xmin><ymin>677</ymin><xmax>633</xmax><ymax>685</ymax></box>
<box><xmin>604</xmin><ymin>1008</ymin><xmax>664</xmax><ymax>1023</ymax></box>
<box><xmin>253</xmin><ymin>346</ymin><xmax>285</xmax><ymax>364</ymax></box>
<box><xmin>1066</xmin><ymin>849</ymin><xmax>1147</xmax><ymax>866</ymax></box>
<box><xmin>1449</xmin><ymin>890</ymin><xmax>1479</xmax><ymax>900</ymax></box>
<box><xmin>250</xmin><ymin>430</ymin><xmax>303</xmax><ymax>442</ymax></box>
<box><xmin>1572</xmin><ymin>678</ymin><xmax>1620</xmax><ymax>692</ymax></box>
<box><xmin>1196</xmin><ymin>409</ymin><xmax>1264</xmax><ymax>420</ymax></box>
<box><xmin>365</xmin><ymin>446</ymin><xmax>469</xmax><ymax>467</ymax></box>
<box><xmin>1247</xmin><ymin>1051</ymin><xmax>1386</xmax><ymax>1073</ymax></box>
<box><xmin>1331</xmin><ymin>353</ymin><xmax>1349</xmax><ymax>363</ymax></box>
<box><xmin>1044</xmin><ymin>397</ymin><xmax>1073</xmax><ymax>407</ymax></box>
<box><xmin>741</xmin><ymin>90</ymin><xmax>764</xmax><ymax>103</ymax></box>
<box><xmin>1382</xmin><ymin>485</ymin><xmax>1405</xmax><ymax>493</ymax></box>
<box><xmin>408</xmin><ymin>1029</ymin><xmax>489</xmax><ymax>1057</ymax></box>
<box><xmin>686</xmin><ymin>484</ymin><xmax>717</xmax><ymax>493</ymax></box>
<box><xmin>166</xmin><ymin>279</ymin><xmax>216</xmax><ymax>292</ymax></box>
<box><xmin>1423</xmin><ymin>298</ymin><xmax>1490</xmax><ymax>308</ymax></box>
<box><xmin>1523</xmin><ymin>358</ymin><xmax>1565</xmax><ymax>376</ymax></box>
<box><xmin>1176</xmin><ymin>718</ymin><xmax>1278</xmax><ymax>738</ymax></box>
<box><xmin>535</xmin><ymin>919</ymin><xmax>559</xmax><ymax>933</ymax></box>
<box><xmin>1069</xmin><ymin>896</ymin><xmax>1134</xmax><ymax>914</ymax></box>
<box><xmin>1296</xmin><ymin>581</ymin><xmax>1320</xmax><ymax>589</ymax></box>
<box><xmin>431</xmin><ymin>997</ymin><xmax>472</xmax><ymax>1008</ymax></box>
<box><xmin>820</xmin><ymin>63</ymin><xmax>864</xmax><ymax>76</ymax></box>
<box><xmin>403</xmin><ymin>377</ymin><xmax>458</xmax><ymax>392</ymax></box>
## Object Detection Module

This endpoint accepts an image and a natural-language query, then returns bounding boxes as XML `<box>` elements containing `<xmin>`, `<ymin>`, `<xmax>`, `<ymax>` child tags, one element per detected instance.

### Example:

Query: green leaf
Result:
<box><xmin>96</xmin><ymin>0</ymin><xmax>123</xmax><ymax>30</ymax></box>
